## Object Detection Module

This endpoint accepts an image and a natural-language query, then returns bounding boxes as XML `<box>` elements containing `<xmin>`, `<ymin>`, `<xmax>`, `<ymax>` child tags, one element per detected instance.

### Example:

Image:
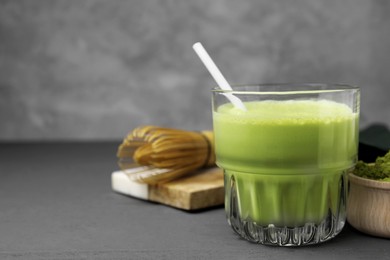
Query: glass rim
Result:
<box><xmin>211</xmin><ymin>83</ymin><xmax>359</xmax><ymax>95</ymax></box>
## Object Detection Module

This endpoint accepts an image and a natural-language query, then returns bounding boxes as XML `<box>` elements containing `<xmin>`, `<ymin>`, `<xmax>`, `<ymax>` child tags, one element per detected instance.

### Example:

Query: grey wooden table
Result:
<box><xmin>0</xmin><ymin>142</ymin><xmax>389</xmax><ymax>260</ymax></box>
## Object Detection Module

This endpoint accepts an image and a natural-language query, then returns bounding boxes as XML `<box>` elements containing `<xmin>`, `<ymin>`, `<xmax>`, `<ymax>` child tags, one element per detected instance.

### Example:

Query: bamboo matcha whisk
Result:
<box><xmin>117</xmin><ymin>126</ymin><xmax>215</xmax><ymax>184</ymax></box>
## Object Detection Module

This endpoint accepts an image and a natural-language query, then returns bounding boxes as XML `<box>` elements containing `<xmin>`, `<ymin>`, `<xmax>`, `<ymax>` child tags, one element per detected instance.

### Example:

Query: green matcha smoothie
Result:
<box><xmin>213</xmin><ymin>100</ymin><xmax>359</xmax><ymax>227</ymax></box>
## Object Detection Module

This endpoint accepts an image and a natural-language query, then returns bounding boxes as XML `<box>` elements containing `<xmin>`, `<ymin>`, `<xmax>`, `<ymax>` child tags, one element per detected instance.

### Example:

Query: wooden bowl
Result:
<box><xmin>347</xmin><ymin>173</ymin><xmax>390</xmax><ymax>238</ymax></box>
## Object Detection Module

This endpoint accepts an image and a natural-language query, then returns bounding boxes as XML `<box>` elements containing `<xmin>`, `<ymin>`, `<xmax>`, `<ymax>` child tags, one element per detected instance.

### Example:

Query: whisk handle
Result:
<box><xmin>200</xmin><ymin>131</ymin><xmax>215</xmax><ymax>167</ymax></box>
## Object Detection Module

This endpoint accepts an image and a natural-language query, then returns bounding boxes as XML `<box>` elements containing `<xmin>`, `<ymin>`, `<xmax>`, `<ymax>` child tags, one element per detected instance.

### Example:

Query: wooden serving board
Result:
<box><xmin>111</xmin><ymin>167</ymin><xmax>224</xmax><ymax>211</ymax></box>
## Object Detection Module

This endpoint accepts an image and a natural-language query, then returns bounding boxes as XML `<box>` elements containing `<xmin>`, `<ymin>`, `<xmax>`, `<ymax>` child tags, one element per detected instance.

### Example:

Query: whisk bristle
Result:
<box><xmin>117</xmin><ymin>126</ymin><xmax>215</xmax><ymax>184</ymax></box>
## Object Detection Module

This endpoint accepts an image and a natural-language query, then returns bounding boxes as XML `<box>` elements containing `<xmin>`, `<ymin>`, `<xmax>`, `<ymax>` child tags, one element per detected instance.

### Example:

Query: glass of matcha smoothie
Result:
<box><xmin>212</xmin><ymin>84</ymin><xmax>359</xmax><ymax>246</ymax></box>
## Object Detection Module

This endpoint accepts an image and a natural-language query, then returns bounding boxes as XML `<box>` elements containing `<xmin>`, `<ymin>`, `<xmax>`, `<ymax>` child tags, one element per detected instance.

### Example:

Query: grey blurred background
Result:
<box><xmin>0</xmin><ymin>0</ymin><xmax>389</xmax><ymax>141</ymax></box>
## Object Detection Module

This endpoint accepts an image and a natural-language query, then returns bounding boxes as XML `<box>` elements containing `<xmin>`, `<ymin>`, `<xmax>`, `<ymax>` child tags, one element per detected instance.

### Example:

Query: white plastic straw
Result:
<box><xmin>192</xmin><ymin>42</ymin><xmax>246</xmax><ymax>110</ymax></box>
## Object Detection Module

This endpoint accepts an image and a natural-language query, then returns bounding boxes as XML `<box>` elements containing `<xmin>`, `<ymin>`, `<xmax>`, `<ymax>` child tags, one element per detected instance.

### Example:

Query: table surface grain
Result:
<box><xmin>0</xmin><ymin>142</ymin><xmax>389</xmax><ymax>260</ymax></box>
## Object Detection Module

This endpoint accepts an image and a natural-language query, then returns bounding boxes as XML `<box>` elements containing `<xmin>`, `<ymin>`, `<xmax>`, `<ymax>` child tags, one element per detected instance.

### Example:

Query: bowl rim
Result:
<box><xmin>349</xmin><ymin>173</ymin><xmax>390</xmax><ymax>190</ymax></box>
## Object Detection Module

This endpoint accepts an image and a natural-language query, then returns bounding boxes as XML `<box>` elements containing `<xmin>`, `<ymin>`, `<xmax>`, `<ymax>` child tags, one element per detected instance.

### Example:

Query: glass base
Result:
<box><xmin>225</xmin><ymin>169</ymin><xmax>348</xmax><ymax>246</ymax></box>
<box><xmin>228</xmin><ymin>212</ymin><xmax>345</xmax><ymax>246</ymax></box>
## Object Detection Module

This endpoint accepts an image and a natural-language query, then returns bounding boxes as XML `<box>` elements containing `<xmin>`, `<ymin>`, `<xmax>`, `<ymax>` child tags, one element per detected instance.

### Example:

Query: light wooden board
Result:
<box><xmin>111</xmin><ymin>167</ymin><xmax>224</xmax><ymax>211</ymax></box>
